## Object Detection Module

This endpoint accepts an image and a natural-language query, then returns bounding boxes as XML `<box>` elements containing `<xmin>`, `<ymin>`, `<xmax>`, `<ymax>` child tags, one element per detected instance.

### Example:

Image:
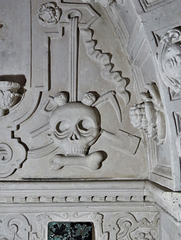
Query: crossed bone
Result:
<box><xmin>51</xmin><ymin>151</ymin><xmax>105</xmax><ymax>170</ymax></box>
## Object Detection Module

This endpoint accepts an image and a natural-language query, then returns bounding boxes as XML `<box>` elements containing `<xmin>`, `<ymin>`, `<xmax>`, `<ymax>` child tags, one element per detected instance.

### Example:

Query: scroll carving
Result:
<box><xmin>129</xmin><ymin>83</ymin><xmax>165</xmax><ymax>145</ymax></box>
<box><xmin>0</xmin><ymin>214</ymin><xmax>31</xmax><ymax>240</ymax></box>
<box><xmin>112</xmin><ymin>213</ymin><xmax>159</xmax><ymax>240</ymax></box>
<box><xmin>158</xmin><ymin>28</ymin><xmax>181</xmax><ymax>93</ymax></box>
<box><xmin>0</xmin><ymin>139</ymin><xmax>26</xmax><ymax>178</ymax></box>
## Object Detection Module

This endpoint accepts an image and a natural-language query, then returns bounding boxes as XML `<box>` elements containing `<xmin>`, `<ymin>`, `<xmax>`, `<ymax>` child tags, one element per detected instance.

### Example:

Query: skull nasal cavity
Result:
<box><xmin>70</xmin><ymin>132</ymin><xmax>80</xmax><ymax>140</ymax></box>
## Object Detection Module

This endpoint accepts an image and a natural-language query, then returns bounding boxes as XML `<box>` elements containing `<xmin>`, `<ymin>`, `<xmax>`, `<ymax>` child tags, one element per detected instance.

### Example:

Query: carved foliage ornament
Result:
<box><xmin>158</xmin><ymin>28</ymin><xmax>181</xmax><ymax>93</ymax></box>
<box><xmin>129</xmin><ymin>83</ymin><xmax>166</xmax><ymax>145</ymax></box>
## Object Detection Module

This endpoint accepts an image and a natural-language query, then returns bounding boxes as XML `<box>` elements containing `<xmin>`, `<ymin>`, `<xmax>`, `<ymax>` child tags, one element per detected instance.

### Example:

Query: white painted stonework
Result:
<box><xmin>0</xmin><ymin>0</ymin><xmax>181</xmax><ymax>239</ymax></box>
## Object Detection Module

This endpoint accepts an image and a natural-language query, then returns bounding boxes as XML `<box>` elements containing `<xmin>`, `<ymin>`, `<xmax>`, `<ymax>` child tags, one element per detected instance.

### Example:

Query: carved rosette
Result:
<box><xmin>158</xmin><ymin>28</ymin><xmax>181</xmax><ymax>93</ymax></box>
<box><xmin>0</xmin><ymin>81</ymin><xmax>21</xmax><ymax>116</ymax></box>
<box><xmin>38</xmin><ymin>2</ymin><xmax>62</xmax><ymax>26</ymax></box>
<box><xmin>129</xmin><ymin>83</ymin><xmax>166</xmax><ymax>145</ymax></box>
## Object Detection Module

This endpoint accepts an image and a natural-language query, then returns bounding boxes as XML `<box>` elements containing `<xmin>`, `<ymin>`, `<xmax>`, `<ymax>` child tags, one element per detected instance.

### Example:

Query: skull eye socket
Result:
<box><xmin>78</xmin><ymin>119</ymin><xmax>93</xmax><ymax>132</ymax></box>
<box><xmin>56</xmin><ymin>121</ymin><xmax>70</xmax><ymax>133</ymax></box>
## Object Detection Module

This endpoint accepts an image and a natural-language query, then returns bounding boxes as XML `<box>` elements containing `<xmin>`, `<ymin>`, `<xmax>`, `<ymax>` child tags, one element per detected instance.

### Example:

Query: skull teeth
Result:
<box><xmin>65</xmin><ymin>146</ymin><xmax>88</xmax><ymax>156</ymax></box>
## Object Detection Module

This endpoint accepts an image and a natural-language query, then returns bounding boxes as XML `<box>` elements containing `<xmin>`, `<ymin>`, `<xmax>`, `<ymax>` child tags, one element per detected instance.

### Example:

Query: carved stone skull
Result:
<box><xmin>49</xmin><ymin>102</ymin><xmax>101</xmax><ymax>156</ymax></box>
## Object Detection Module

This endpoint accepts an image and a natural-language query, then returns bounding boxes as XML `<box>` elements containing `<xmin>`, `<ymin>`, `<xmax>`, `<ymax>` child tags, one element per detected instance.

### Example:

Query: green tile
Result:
<box><xmin>48</xmin><ymin>222</ymin><xmax>93</xmax><ymax>240</ymax></box>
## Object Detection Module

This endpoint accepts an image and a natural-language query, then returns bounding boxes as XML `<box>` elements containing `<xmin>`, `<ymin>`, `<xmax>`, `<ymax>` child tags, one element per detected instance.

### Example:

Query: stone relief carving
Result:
<box><xmin>158</xmin><ymin>28</ymin><xmax>181</xmax><ymax>93</ymax></box>
<box><xmin>38</xmin><ymin>2</ymin><xmax>62</xmax><ymax>26</ymax></box>
<box><xmin>0</xmin><ymin>214</ymin><xmax>31</xmax><ymax>240</ymax></box>
<box><xmin>0</xmin><ymin>0</ymin><xmax>145</xmax><ymax>179</ymax></box>
<box><xmin>82</xmin><ymin>28</ymin><xmax>129</xmax><ymax>104</ymax></box>
<box><xmin>0</xmin><ymin>81</ymin><xmax>22</xmax><ymax>116</ymax></box>
<box><xmin>49</xmin><ymin>91</ymin><xmax>106</xmax><ymax>170</ymax></box>
<box><xmin>112</xmin><ymin>213</ymin><xmax>159</xmax><ymax>240</ymax></box>
<box><xmin>17</xmin><ymin>0</ymin><xmax>142</xmax><ymax>177</ymax></box>
<box><xmin>129</xmin><ymin>83</ymin><xmax>166</xmax><ymax>145</ymax></box>
<box><xmin>47</xmin><ymin>89</ymin><xmax>141</xmax><ymax>170</ymax></box>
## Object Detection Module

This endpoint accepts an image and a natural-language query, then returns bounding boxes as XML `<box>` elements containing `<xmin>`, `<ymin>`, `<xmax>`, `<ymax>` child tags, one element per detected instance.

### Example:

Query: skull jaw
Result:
<box><xmin>62</xmin><ymin>144</ymin><xmax>89</xmax><ymax>157</ymax></box>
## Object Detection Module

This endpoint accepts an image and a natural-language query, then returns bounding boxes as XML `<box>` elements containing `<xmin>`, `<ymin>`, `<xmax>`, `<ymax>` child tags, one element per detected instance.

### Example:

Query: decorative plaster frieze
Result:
<box><xmin>129</xmin><ymin>83</ymin><xmax>165</xmax><ymax>145</ymax></box>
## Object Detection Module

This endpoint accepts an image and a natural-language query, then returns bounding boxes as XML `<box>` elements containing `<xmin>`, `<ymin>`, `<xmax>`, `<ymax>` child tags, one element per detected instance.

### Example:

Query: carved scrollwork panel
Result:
<box><xmin>0</xmin><ymin>214</ymin><xmax>31</xmax><ymax>240</ymax></box>
<box><xmin>111</xmin><ymin>212</ymin><xmax>160</xmax><ymax>240</ymax></box>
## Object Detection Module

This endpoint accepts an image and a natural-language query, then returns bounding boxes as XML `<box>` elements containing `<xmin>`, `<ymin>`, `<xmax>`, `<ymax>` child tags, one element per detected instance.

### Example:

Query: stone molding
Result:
<box><xmin>0</xmin><ymin>181</ymin><xmax>149</xmax><ymax>204</ymax></box>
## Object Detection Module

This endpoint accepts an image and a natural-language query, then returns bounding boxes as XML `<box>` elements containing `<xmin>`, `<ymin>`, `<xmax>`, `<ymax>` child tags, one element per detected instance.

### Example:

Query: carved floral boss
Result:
<box><xmin>49</xmin><ymin>92</ymin><xmax>105</xmax><ymax>170</ymax></box>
